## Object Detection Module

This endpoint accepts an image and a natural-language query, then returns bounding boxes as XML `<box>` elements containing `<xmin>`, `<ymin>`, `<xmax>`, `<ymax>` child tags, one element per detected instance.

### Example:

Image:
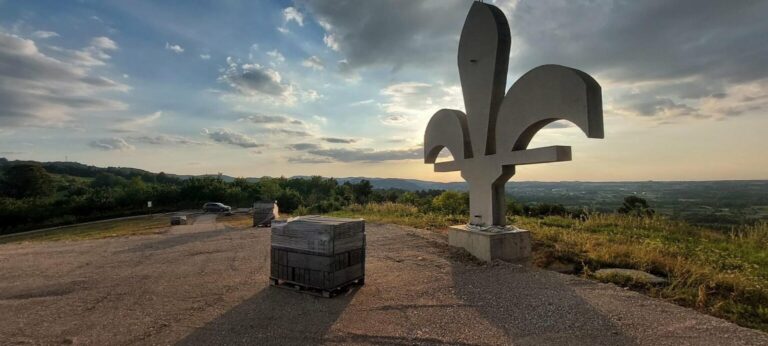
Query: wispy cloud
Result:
<box><xmin>112</xmin><ymin>111</ymin><xmax>163</xmax><ymax>132</ymax></box>
<box><xmin>129</xmin><ymin>134</ymin><xmax>206</xmax><ymax>146</ymax></box>
<box><xmin>240</xmin><ymin>114</ymin><xmax>303</xmax><ymax>125</ymax></box>
<box><xmin>321</xmin><ymin>137</ymin><xmax>356</xmax><ymax>144</ymax></box>
<box><xmin>165</xmin><ymin>42</ymin><xmax>184</xmax><ymax>54</ymax></box>
<box><xmin>267</xmin><ymin>49</ymin><xmax>285</xmax><ymax>64</ymax></box>
<box><xmin>307</xmin><ymin>147</ymin><xmax>421</xmax><ymax>162</ymax></box>
<box><xmin>302</xmin><ymin>55</ymin><xmax>324</xmax><ymax>70</ymax></box>
<box><xmin>203</xmin><ymin>128</ymin><xmax>265</xmax><ymax>148</ymax></box>
<box><xmin>288</xmin><ymin>143</ymin><xmax>320</xmax><ymax>151</ymax></box>
<box><xmin>31</xmin><ymin>30</ymin><xmax>58</xmax><ymax>39</ymax></box>
<box><xmin>0</xmin><ymin>32</ymin><xmax>128</xmax><ymax>127</ymax></box>
<box><xmin>219</xmin><ymin>57</ymin><xmax>290</xmax><ymax>98</ymax></box>
<box><xmin>271</xmin><ymin>128</ymin><xmax>311</xmax><ymax>137</ymax></box>
<box><xmin>282</xmin><ymin>7</ymin><xmax>304</xmax><ymax>26</ymax></box>
<box><xmin>89</xmin><ymin>137</ymin><xmax>134</xmax><ymax>151</ymax></box>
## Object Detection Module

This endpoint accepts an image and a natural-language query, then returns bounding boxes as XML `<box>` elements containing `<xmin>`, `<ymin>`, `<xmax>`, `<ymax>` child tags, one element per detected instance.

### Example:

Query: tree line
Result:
<box><xmin>0</xmin><ymin>160</ymin><xmax>653</xmax><ymax>235</ymax></box>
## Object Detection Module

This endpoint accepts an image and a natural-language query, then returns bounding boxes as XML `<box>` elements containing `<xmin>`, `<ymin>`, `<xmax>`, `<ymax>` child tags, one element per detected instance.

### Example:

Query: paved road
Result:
<box><xmin>0</xmin><ymin>216</ymin><xmax>766</xmax><ymax>345</ymax></box>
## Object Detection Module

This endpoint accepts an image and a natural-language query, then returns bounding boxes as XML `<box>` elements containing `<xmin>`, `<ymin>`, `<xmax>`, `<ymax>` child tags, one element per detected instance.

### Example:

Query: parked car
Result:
<box><xmin>202</xmin><ymin>202</ymin><xmax>232</xmax><ymax>213</ymax></box>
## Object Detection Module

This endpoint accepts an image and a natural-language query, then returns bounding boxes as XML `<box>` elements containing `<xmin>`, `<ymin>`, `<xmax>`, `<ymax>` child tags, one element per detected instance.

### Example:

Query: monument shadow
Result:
<box><xmin>449</xmin><ymin>259</ymin><xmax>637</xmax><ymax>345</ymax></box>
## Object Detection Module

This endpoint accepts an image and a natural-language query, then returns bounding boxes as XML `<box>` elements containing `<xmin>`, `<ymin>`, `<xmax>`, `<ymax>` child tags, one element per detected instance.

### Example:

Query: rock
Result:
<box><xmin>594</xmin><ymin>268</ymin><xmax>667</xmax><ymax>285</ymax></box>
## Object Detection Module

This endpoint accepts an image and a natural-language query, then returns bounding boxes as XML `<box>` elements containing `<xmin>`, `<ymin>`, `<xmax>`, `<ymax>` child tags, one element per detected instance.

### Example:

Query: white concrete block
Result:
<box><xmin>448</xmin><ymin>225</ymin><xmax>531</xmax><ymax>262</ymax></box>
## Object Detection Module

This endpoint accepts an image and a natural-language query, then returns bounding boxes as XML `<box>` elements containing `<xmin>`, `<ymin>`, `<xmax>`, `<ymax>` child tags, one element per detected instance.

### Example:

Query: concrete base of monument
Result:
<box><xmin>448</xmin><ymin>225</ymin><xmax>532</xmax><ymax>262</ymax></box>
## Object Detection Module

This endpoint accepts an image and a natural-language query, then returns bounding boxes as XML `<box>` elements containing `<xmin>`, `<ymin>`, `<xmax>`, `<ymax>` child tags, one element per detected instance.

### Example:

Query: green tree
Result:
<box><xmin>506</xmin><ymin>198</ymin><xmax>524</xmax><ymax>216</ymax></box>
<box><xmin>276</xmin><ymin>188</ymin><xmax>302</xmax><ymax>213</ymax></box>
<box><xmin>397</xmin><ymin>191</ymin><xmax>419</xmax><ymax>205</ymax></box>
<box><xmin>121</xmin><ymin>176</ymin><xmax>149</xmax><ymax>207</ymax></box>
<box><xmin>259</xmin><ymin>177</ymin><xmax>282</xmax><ymax>201</ymax></box>
<box><xmin>350</xmin><ymin>180</ymin><xmax>373</xmax><ymax>204</ymax></box>
<box><xmin>90</xmin><ymin>172</ymin><xmax>127</xmax><ymax>188</ymax></box>
<box><xmin>0</xmin><ymin>163</ymin><xmax>53</xmax><ymax>198</ymax></box>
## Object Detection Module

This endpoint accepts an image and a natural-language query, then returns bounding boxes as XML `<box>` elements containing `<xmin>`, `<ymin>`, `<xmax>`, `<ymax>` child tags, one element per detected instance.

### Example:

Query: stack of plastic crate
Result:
<box><xmin>270</xmin><ymin>216</ymin><xmax>365</xmax><ymax>296</ymax></box>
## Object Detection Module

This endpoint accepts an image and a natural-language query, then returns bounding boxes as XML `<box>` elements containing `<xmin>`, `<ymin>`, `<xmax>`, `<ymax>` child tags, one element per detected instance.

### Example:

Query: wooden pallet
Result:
<box><xmin>269</xmin><ymin>276</ymin><xmax>365</xmax><ymax>298</ymax></box>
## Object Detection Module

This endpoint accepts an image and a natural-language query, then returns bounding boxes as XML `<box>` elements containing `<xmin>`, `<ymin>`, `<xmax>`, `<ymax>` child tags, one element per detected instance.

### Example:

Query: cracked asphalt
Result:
<box><xmin>1</xmin><ymin>215</ymin><xmax>767</xmax><ymax>345</ymax></box>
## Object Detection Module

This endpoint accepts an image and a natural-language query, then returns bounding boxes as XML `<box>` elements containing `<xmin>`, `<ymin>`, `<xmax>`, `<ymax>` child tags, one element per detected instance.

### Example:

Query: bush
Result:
<box><xmin>432</xmin><ymin>191</ymin><xmax>469</xmax><ymax>215</ymax></box>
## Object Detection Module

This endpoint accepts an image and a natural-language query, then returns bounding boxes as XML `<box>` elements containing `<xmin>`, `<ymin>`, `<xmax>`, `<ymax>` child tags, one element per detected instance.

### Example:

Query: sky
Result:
<box><xmin>0</xmin><ymin>0</ymin><xmax>767</xmax><ymax>182</ymax></box>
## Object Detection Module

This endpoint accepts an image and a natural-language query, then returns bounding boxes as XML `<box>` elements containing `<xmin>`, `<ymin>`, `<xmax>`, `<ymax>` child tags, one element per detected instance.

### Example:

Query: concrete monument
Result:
<box><xmin>423</xmin><ymin>2</ymin><xmax>604</xmax><ymax>262</ymax></box>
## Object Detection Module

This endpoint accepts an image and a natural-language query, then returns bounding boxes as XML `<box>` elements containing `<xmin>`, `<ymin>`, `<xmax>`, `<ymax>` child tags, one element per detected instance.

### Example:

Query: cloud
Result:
<box><xmin>308</xmin><ymin>147</ymin><xmax>421</xmax><ymax>162</ymax></box>
<box><xmin>301</xmin><ymin>89</ymin><xmax>321</xmax><ymax>102</ymax></box>
<box><xmin>300</xmin><ymin>0</ymin><xmax>468</xmax><ymax>72</ymax></box>
<box><xmin>64</xmin><ymin>36</ymin><xmax>119</xmax><ymax>67</ymax></box>
<box><xmin>165</xmin><ymin>42</ymin><xmax>184</xmax><ymax>54</ymax></box>
<box><xmin>240</xmin><ymin>114</ymin><xmax>303</xmax><ymax>125</ymax></box>
<box><xmin>323</xmin><ymin>34</ymin><xmax>339</xmax><ymax>51</ymax></box>
<box><xmin>267</xmin><ymin>49</ymin><xmax>285</xmax><ymax>64</ymax></box>
<box><xmin>31</xmin><ymin>30</ymin><xmax>58</xmax><ymax>39</ymax></box>
<box><xmin>313</xmin><ymin>115</ymin><xmax>327</xmax><ymax>125</ymax></box>
<box><xmin>113</xmin><ymin>111</ymin><xmax>163</xmax><ymax>132</ymax></box>
<box><xmin>199</xmin><ymin>54</ymin><xmax>211</xmax><ymax>60</ymax></box>
<box><xmin>203</xmin><ymin>128</ymin><xmax>265</xmax><ymax>148</ymax></box>
<box><xmin>321</xmin><ymin>137</ymin><xmax>356</xmax><ymax>144</ymax></box>
<box><xmin>619</xmin><ymin>93</ymin><xmax>699</xmax><ymax>118</ymax></box>
<box><xmin>89</xmin><ymin>137</ymin><xmax>134</xmax><ymax>151</ymax></box>
<box><xmin>0</xmin><ymin>32</ymin><xmax>128</xmax><ymax>127</ymax></box>
<box><xmin>378</xmin><ymin>81</ymin><xmax>462</xmax><ymax>127</ymax></box>
<box><xmin>508</xmin><ymin>1</ymin><xmax>768</xmax><ymax>84</ymax></box>
<box><xmin>302</xmin><ymin>55</ymin><xmax>324</xmax><ymax>70</ymax></box>
<box><xmin>379</xmin><ymin>114</ymin><xmax>408</xmax><ymax>126</ymax></box>
<box><xmin>288</xmin><ymin>143</ymin><xmax>320</xmax><ymax>151</ymax></box>
<box><xmin>90</xmin><ymin>36</ymin><xmax>117</xmax><ymax>50</ymax></box>
<box><xmin>272</xmin><ymin>128</ymin><xmax>311</xmax><ymax>137</ymax></box>
<box><xmin>283</xmin><ymin>7</ymin><xmax>304</xmax><ymax>26</ymax></box>
<box><xmin>219</xmin><ymin>57</ymin><xmax>290</xmax><ymax>98</ymax></box>
<box><xmin>504</xmin><ymin>1</ymin><xmax>768</xmax><ymax>120</ymax></box>
<box><xmin>301</xmin><ymin>0</ymin><xmax>768</xmax><ymax>122</ymax></box>
<box><xmin>287</xmin><ymin>155</ymin><xmax>333</xmax><ymax>164</ymax></box>
<box><xmin>349</xmin><ymin>99</ymin><xmax>374</xmax><ymax>106</ymax></box>
<box><xmin>128</xmin><ymin>134</ymin><xmax>206</xmax><ymax>146</ymax></box>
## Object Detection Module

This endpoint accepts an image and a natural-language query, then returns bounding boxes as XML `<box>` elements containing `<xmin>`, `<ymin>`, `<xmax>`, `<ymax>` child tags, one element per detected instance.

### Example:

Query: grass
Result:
<box><xmin>0</xmin><ymin>215</ymin><xmax>169</xmax><ymax>244</ymax></box>
<box><xmin>331</xmin><ymin>202</ymin><xmax>768</xmax><ymax>333</ymax></box>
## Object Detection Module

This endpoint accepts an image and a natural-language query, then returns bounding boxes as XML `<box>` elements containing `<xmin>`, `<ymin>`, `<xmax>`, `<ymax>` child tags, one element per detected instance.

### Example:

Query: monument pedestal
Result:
<box><xmin>448</xmin><ymin>225</ymin><xmax>531</xmax><ymax>262</ymax></box>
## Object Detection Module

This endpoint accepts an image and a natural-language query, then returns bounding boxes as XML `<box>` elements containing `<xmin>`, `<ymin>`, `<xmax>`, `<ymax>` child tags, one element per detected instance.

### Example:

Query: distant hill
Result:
<box><xmin>0</xmin><ymin>158</ymin><xmax>157</xmax><ymax>180</ymax></box>
<box><xmin>2</xmin><ymin>157</ymin><xmax>767</xmax><ymax>227</ymax></box>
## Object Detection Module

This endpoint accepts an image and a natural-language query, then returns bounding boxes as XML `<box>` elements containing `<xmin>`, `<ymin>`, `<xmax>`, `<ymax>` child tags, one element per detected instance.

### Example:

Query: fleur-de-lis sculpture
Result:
<box><xmin>424</xmin><ymin>2</ymin><xmax>604</xmax><ymax>227</ymax></box>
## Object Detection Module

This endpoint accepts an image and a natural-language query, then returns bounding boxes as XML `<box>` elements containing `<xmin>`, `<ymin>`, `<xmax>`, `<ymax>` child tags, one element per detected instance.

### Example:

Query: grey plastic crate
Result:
<box><xmin>270</xmin><ymin>244</ymin><xmax>365</xmax><ymax>291</ymax></box>
<box><xmin>271</xmin><ymin>215</ymin><xmax>365</xmax><ymax>256</ymax></box>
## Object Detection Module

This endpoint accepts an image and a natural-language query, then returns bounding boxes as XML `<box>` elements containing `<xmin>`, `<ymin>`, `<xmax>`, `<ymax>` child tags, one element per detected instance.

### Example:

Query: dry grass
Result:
<box><xmin>0</xmin><ymin>216</ymin><xmax>169</xmax><ymax>244</ymax></box>
<box><xmin>329</xmin><ymin>203</ymin><xmax>463</xmax><ymax>229</ymax></box>
<box><xmin>219</xmin><ymin>213</ymin><xmax>256</xmax><ymax>229</ymax></box>
<box><xmin>518</xmin><ymin>214</ymin><xmax>768</xmax><ymax>332</ymax></box>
